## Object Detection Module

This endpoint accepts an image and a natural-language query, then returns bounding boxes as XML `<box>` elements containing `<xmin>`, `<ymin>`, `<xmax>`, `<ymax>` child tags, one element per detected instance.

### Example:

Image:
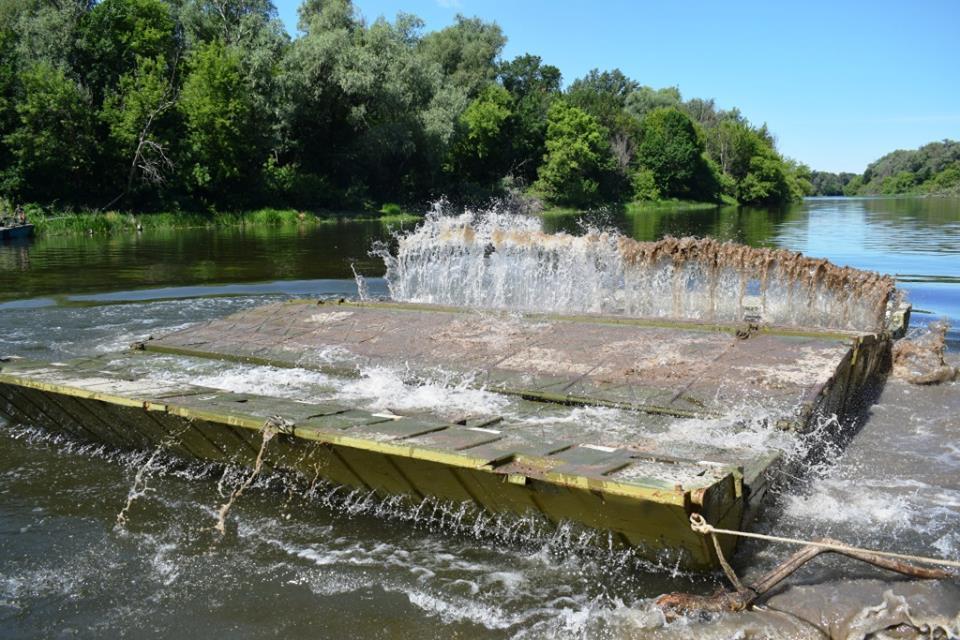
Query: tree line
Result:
<box><xmin>811</xmin><ymin>140</ymin><xmax>960</xmax><ymax>197</ymax></box>
<box><xmin>0</xmin><ymin>0</ymin><xmax>812</xmax><ymax>213</ymax></box>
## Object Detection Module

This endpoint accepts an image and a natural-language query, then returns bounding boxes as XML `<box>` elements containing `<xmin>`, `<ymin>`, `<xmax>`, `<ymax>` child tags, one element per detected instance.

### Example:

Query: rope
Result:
<box><xmin>690</xmin><ymin>513</ymin><xmax>960</xmax><ymax>571</ymax></box>
<box><xmin>707</xmin><ymin>526</ymin><xmax>747</xmax><ymax>591</ymax></box>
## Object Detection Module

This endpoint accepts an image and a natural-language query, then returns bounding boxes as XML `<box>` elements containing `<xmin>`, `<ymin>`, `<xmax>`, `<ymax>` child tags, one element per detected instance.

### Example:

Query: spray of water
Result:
<box><xmin>116</xmin><ymin>424</ymin><xmax>194</xmax><ymax>527</ymax></box>
<box><xmin>116</xmin><ymin>442</ymin><xmax>165</xmax><ymax>528</ymax></box>
<box><xmin>378</xmin><ymin>206</ymin><xmax>897</xmax><ymax>331</ymax></box>
<box><xmin>350</xmin><ymin>263</ymin><xmax>370</xmax><ymax>302</ymax></box>
<box><xmin>213</xmin><ymin>420</ymin><xmax>283</xmax><ymax>536</ymax></box>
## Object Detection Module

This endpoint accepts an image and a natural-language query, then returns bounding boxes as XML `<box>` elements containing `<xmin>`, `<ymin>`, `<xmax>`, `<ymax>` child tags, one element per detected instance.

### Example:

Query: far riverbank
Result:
<box><xmin>18</xmin><ymin>207</ymin><xmax>421</xmax><ymax>237</ymax></box>
<box><xmin>16</xmin><ymin>197</ymin><xmax>738</xmax><ymax>238</ymax></box>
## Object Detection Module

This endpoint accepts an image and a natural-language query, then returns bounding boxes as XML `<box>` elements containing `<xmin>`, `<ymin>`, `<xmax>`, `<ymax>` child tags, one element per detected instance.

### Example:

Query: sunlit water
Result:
<box><xmin>1</xmin><ymin>198</ymin><xmax>958</xmax><ymax>638</ymax></box>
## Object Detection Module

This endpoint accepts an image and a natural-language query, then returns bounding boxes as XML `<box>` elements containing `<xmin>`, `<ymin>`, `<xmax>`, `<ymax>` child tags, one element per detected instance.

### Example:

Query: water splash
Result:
<box><xmin>380</xmin><ymin>207</ymin><xmax>898</xmax><ymax>331</ymax></box>
<box><xmin>213</xmin><ymin>419</ymin><xmax>285</xmax><ymax>535</ymax></box>
<box><xmin>116</xmin><ymin>424</ymin><xmax>193</xmax><ymax>527</ymax></box>
<box><xmin>116</xmin><ymin>442</ymin><xmax>165</xmax><ymax>528</ymax></box>
<box><xmin>350</xmin><ymin>263</ymin><xmax>370</xmax><ymax>302</ymax></box>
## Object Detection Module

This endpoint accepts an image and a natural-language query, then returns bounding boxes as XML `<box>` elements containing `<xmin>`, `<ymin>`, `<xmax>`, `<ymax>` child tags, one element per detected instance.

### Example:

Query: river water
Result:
<box><xmin>0</xmin><ymin>198</ymin><xmax>957</xmax><ymax>638</ymax></box>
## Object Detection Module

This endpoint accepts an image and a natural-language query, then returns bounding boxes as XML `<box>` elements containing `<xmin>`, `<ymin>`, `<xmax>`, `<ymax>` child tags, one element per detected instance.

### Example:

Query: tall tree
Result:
<box><xmin>536</xmin><ymin>100</ymin><xmax>620</xmax><ymax>208</ymax></box>
<box><xmin>566</xmin><ymin>68</ymin><xmax>641</xmax><ymax>176</ymax></box>
<box><xmin>498</xmin><ymin>53</ymin><xmax>560</xmax><ymax>183</ymax></box>
<box><xmin>419</xmin><ymin>15</ymin><xmax>504</xmax><ymax>99</ymax></box>
<box><xmin>180</xmin><ymin>0</ymin><xmax>279</xmax><ymax>48</ymax></box>
<box><xmin>624</xmin><ymin>85</ymin><xmax>681</xmax><ymax>121</ymax></box>
<box><xmin>100</xmin><ymin>54</ymin><xmax>179</xmax><ymax>205</ymax></box>
<box><xmin>448</xmin><ymin>83</ymin><xmax>513</xmax><ymax>188</ymax></box>
<box><xmin>635</xmin><ymin>107</ymin><xmax>716</xmax><ymax>200</ymax></box>
<box><xmin>4</xmin><ymin>62</ymin><xmax>97</xmax><ymax>202</ymax></box>
<box><xmin>179</xmin><ymin>40</ymin><xmax>269</xmax><ymax>204</ymax></box>
<box><xmin>78</xmin><ymin>0</ymin><xmax>177</xmax><ymax>100</ymax></box>
<box><xmin>566</xmin><ymin>68</ymin><xmax>638</xmax><ymax>132</ymax></box>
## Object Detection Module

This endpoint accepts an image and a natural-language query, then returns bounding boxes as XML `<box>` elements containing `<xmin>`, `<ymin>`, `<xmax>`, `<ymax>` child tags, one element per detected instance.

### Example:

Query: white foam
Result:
<box><xmin>338</xmin><ymin>366</ymin><xmax>509</xmax><ymax>416</ymax></box>
<box><xmin>379</xmin><ymin>205</ymin><xmax>890</xmax><ymax>330</ymax></box>
<box><xmin>404</xmin><ymin>589</ymin><xmax>519</xmax><ymax>630</ymax></box>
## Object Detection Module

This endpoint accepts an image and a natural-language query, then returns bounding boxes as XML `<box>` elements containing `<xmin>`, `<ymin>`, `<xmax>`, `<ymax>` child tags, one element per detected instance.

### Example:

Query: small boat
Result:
<box><xmin>0</xmin><ymin>223</ymin><xmax>34</xmax><ymax>241</ymax></box>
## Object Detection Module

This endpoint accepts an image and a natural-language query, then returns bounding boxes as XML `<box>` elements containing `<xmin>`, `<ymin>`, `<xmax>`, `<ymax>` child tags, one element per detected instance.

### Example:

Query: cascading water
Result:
<box><xmin>380</xmin><ymin>207</ymin><xmax>898</xmax><ymax>332</ymax></box>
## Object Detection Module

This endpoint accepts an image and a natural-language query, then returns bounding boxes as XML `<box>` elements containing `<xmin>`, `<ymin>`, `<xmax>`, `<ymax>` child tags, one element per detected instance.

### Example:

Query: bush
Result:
<box><xmin>379</xmin><ymin>202</ymin><xmax>403</xmax><ymax>215</ymax></box>
<box><xmin>630</xmin><ymin>168</ymin><xmax>660</xmax><ymax>201</ymax></box>
<box><xmin>536</xmin><ymin>101</ymin><xmax>621</xmax><ymax>208</ymax></box>
<box><xmin>636</xmin><ymin>107</ymin><xmax>717</xmax><ymax>200</ymax></box>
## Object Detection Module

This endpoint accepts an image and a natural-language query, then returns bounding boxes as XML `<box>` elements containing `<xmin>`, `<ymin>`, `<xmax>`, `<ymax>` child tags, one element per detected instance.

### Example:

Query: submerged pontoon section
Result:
<box><xmin>384</xmin><ymin>215</ymin><xmax>900</xmax><ymax>332</ymax></box>
<box><xmin>0</xmin><ymin>299</ymin><xmax>903</xmax><ymax>570</ymax></box>
<box><xmin>0</xmin><ymin>355</ymin><xmax>744</xmax><ymax>569</ymax></box>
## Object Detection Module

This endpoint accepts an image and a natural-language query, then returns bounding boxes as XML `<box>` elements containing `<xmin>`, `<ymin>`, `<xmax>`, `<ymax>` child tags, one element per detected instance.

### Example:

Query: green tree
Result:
<box><xmin>100</xmin><ymin>54</ymin><xmax>178</xmax><ymax>203</ymax></box>
<box><xmin>566</xmin><ymin>69</ymin><xmax>642</xmax><ymax>178</ymax></box>
<box><xmin>881</xmin><ymin>171</ymin><xmax>918</xmax><ymax>194</ymax></box>
<box><xmin>449</xmin><ymin>83</ymin><xmax>513</xmax><ymax>187</ymax></box>
<box><xmin>419</xmin><ymin>15</ymin><xmax>504</xmax><ymax>99</ymax></box>
<box><xmin>499</xmin><ymin>53</ymin><xmax>560</xmax><ymax>97</ymax></box>
<box><xmin>921</xmin><ymin>161</ymin><xmax>960</xmax><ymax>194</ymax></box>
<box><xmin>701</xmin><ymin>117</ymin><xmax>802</xmax><ymax>204</ymax></box>
<box><xmin>844</xmin><ymin>175</ymin><xmax>864</xmax><ymax>196</ymax></box>
<box><xmin>78</xmin><ymin>0</ymin><xmax>176</xmax><ymax>99</ymax></box>
<box><xmin>179</xmin><ymin>40</ymin><xmax>268</xmax><ymax>203</ymax></box>
<box><xmin>624</xmin><ymin>85</ymin><xmax>681</xmax><ymax>120</ymax></box>
<box><xmin>0</xmin><ymin>25</ymin><xmax>18</xmax><ymax>179</ymax></box>
<box><xmin>536</xmin><ymin>100</ymin><xmax>619</xmax><ymax>208</ymax></box>
<box><xmin>635</xmin><ymin>107</ymin><xmax>716</xmax><ymax>200</ymax></box>
<box><xmin>736</xmin><ymin>149</ymin><xmax>791</xmax><ymax>205</ymax></box>
<box><xmin>3</xmin><ymin>62</ymin><xmax>97</xmax><ymax>201</ymax></box>
<box><xmin>7</xmin><ymin>0</ymin><xmax>87</xmax><ymax>71</ymax></box>
<box><xmin>282</xmin><ymin>3</ymin><xmax>447</xmax><ymax>204</ymax></box>
<box><xmin>497</xmin><ymin>53</ymin><xmax>560</xmax><ymax>183</ymax></box>
<box><xmin>566</xmin><ymin>68</ymin><xmax>637</xmax><ymax>130</ymax></box>
<box><xmin>180</xmin><ymin>0</ymin><xmax>280</xmax><ymax>48</ymax></box>
<box><xmin>785</xmin><ymin>159</ymin><xmax>813</xmax><ymax>200</ymax></box>
<box><xmin>705</xmin><ymin>119</ymin><xmax>757</xmax><ymax>180</ymax></box>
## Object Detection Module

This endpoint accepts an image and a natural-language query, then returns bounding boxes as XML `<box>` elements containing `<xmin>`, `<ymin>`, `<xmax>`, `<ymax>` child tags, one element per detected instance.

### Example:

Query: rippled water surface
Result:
<box><xmin>1</xmin><ymin>197</ymin><xmax>958</xmax><ymax>638</ymax></box>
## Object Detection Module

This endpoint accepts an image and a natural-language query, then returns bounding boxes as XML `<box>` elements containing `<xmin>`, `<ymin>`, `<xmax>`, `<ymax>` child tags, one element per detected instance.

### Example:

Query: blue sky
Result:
<box><xmin>274</xmin><ymin>0</ymin><xmax>960</xmax><ymax>173</ymax></box>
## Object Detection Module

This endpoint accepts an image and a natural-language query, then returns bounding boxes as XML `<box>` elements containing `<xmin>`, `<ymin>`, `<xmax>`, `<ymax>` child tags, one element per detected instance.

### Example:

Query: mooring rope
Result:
<box><xmin>690</xmin><ymin>513</ymin><xmax>960</xmax><ymax>571</ymax></box>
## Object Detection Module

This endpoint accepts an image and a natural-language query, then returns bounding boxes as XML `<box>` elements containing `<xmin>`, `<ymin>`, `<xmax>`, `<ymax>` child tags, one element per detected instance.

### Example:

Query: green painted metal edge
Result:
<box><xmin>0</xmin><ymin>369</ymin><xmax>724</xmax><ymax>503</ymax></box>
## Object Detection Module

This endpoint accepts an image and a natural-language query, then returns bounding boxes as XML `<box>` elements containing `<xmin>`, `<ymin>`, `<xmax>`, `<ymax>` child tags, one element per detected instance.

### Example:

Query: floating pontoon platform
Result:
<box><xmin>0</xmin><ymin>298</ymin><xmax>907</xmax><ymax>570</ymax></box>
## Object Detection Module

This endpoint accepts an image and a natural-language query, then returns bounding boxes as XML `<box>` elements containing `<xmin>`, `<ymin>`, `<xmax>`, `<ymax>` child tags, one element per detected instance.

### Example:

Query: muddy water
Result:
<box><xmin>1</xmin><ymin>198</ymin><xmax>958</xmax><ymax>638</ymax></box>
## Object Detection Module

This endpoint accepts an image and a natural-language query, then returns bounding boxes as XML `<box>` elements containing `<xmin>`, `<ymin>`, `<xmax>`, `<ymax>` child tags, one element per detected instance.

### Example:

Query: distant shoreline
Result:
<box><xmin>24</xmin><ymin>208</ymin><xmax>422</xmax><ymax>237</ymax></box>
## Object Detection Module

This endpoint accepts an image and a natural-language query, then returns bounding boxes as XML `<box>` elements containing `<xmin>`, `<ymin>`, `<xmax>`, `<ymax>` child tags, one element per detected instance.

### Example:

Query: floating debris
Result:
<box><xmin>893</xmin><ymin>321</ymin><xmax>959</xmax><ymax>384</ymax></box>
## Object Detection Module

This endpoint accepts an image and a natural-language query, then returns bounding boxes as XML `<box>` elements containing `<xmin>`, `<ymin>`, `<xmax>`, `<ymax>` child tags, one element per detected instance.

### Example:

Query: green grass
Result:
<box><xmin>26</xmin><ymin>207</ymin><xmax>423</xmax><ymax>237</ymax></box>
<box><xmin>623</xmin><ymin>198</ymin><xmax>723</xmax><ymax>214</ymax></box>
<box><xmin>539</xmin><ymin>198</ymin><xmax>723</xmax><ymax>218</ymax></box>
